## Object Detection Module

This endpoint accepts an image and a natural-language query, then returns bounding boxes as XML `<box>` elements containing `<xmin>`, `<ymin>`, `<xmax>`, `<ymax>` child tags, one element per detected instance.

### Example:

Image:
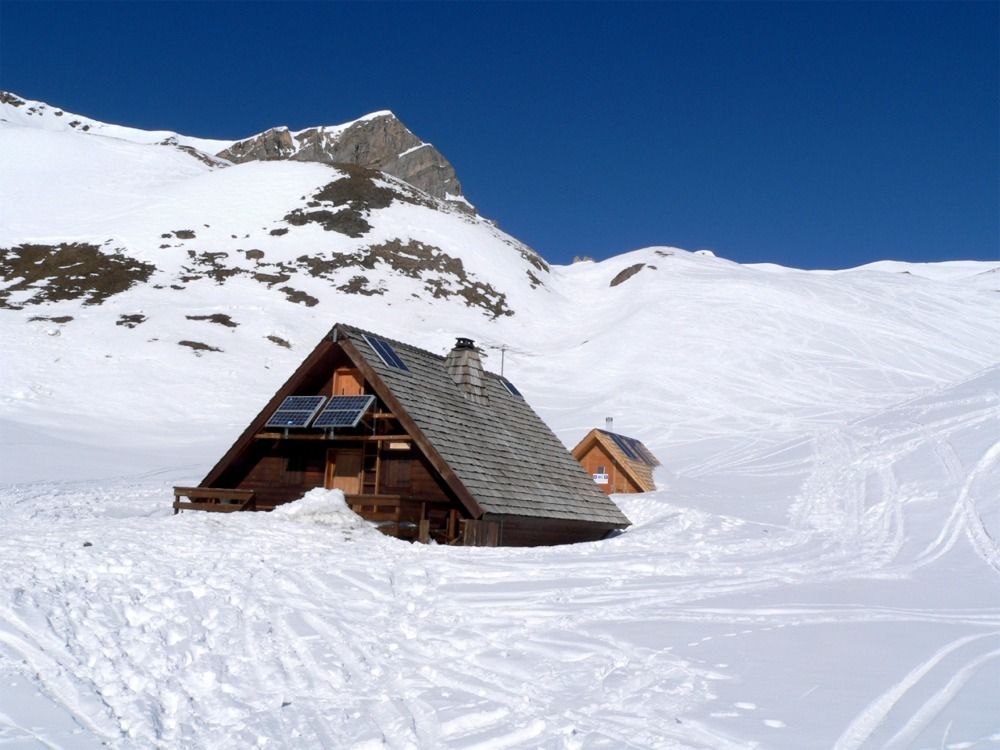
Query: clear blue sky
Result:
<box><xmin>1</xmin><ymin>1</ymin><xmax>996</xmax><ymax>268</ymax></box>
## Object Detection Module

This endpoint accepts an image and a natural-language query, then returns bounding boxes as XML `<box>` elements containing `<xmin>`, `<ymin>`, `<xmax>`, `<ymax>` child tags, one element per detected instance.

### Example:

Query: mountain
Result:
<box><xmin>0</xmin><ymin>90</ymin><xmax>545</xmax><ymax>315</ymax></box>
<box><xmin>1</xmin><ymin>93</ymin><xmax>1000</xmax><ymax>749</ymax></box>
<box><xmin>218</xmin><ymin>112</ymin><xmax>471</xmax><ymax>210</ymax></box>
<box><xmin>1</xmin><ymin>91</ymin><xmax>470</xmax><ymax>209</ymax></box>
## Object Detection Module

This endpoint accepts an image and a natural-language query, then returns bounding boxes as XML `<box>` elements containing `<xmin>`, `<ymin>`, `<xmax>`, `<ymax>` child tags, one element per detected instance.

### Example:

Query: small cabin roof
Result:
<box><xmin>572</xmin><ymin>428</ymin><xmax>660</xmax><ymax>493</ymax></box>
<box><xmin>334</xmin><ymin>324</ymin><xmax>629</xmax><ymax>527</ymax></box>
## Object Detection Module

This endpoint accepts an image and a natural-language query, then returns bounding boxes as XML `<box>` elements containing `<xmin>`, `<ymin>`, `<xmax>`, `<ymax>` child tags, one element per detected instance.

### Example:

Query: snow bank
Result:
<box><xmin>271</xmin><ymin>487</ymin><xmax>371</xmax><ymax>531</ymax></box>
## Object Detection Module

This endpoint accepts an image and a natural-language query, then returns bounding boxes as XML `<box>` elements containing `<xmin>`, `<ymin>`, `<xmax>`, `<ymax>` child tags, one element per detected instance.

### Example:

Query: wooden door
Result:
<box><xmin>332</xmin><ymin>368</ymin><xmax>364</xmax><ymax>396</ymax></box>
<box><xmin>326</xmin><ymin>448</ymin><xmax>362</xmax><ymax>494</ymax></box>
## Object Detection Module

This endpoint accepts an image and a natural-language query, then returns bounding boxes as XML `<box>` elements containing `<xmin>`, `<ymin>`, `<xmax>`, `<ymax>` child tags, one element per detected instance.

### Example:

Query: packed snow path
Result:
<box><xmin>1</xmin><ymin>368</ymin><xmax>998</xmax><ymax>749</ymax></box>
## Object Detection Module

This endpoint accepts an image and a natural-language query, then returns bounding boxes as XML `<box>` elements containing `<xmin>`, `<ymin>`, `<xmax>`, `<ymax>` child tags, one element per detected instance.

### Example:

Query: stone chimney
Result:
<box><xmin>606</xmin><ymin>417</ymin><xmax>614</xmax><ymax>431</ymax></box>
<box><xmin>445</xmin><ymin>337</ymin><xmax>488</xmax><ymax>404</ymax></box>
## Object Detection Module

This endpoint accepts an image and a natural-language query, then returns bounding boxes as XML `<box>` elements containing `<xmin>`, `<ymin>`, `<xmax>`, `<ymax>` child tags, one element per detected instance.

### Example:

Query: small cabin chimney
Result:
<box><xmin>606</xmin><ymin>416</ymin><xmax>613</xmax><ymax>431</ymax></box>
<box><xmin>445</xmin><ymin>337</ymin><xmax>488</xmax><ymax>404</ymax></box>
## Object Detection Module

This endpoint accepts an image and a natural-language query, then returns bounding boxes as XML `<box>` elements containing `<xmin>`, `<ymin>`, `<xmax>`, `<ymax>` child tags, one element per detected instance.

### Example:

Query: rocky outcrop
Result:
<box><xmin>218</xmin><ymin>112</ymin><xmax>471</xmax><ymax>211</ymax></box>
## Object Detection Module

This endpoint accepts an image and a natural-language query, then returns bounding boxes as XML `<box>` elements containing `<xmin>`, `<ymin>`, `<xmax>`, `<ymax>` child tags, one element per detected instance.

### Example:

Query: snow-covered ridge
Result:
<box><xmin>0</xmin><ymin>91</ymin><xmax>468</xmax><ymax>206</ymax></box>
<box><xmin>0</xmin><ymin>90</ymin><xmax>232</xmax><ymax>155</ymax></box>
<box><xmin>0</xmin><ymin>91</ymin><xmax>400</xmax><ymax>158</ymax></box>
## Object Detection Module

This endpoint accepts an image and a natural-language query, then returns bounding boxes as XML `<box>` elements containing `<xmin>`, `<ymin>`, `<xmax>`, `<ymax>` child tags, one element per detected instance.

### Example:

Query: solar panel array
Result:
<box><xmin>312</xmin><ymin>394</ymin><xmax>376</xmax><ymax>428</ymax></box>
<box><xmin>266</xmin><ymin>395</ymin><xmax>328</xmax><ymax>428</ymax></box>
<box><xmin>607</xmin><ymin>432</ymin><xmax>638</xmax><ymax>460</ymax></box>
<box><xmin>633</xmin><ymin>442</ymin><xmax>658</xmax><ymax>465</ymax></box>
<box><xmin>604</xmin><ymin>431</ymin><xmax>657</xmax><ymax>466</ymax></box>
<box><xmin>362</xmin><ymin>333</ymin><xmax>409</xmax><ymax>371</ymax></box>
<box><xmin>498</xmin><ymin>376</ymin><xmax>522</xmax><ymax>398</ymax></box>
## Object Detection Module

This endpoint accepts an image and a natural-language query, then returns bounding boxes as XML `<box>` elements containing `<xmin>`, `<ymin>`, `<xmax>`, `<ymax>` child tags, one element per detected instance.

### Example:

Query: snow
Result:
<box><xmin>0</xmin><ymin>91</ymin><xmax>232</xmax><ymax>155</ymax></box>
<box><xmin>399</xmin><ymin>143</ymin><xmax>432</xmax><ymax>158</ymax></box>
<box><xmin>2</xmin><ymin>101</ymin><xmax>1000</xmax><ymax>748</ymax></box>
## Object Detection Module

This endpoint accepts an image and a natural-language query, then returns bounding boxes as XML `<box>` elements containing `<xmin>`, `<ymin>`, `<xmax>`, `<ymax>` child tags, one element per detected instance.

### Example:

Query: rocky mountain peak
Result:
<box><xmin>218</xmin><ymin>112</ymin><xmax>472</xmax><ymax>212</ymax></box>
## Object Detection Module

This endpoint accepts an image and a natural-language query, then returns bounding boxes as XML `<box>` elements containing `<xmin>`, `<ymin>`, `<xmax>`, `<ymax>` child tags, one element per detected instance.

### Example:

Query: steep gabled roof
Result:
<box><xmin>334</xmin><ymin>324</ymin><xmax>629</xmax><ymax>527</ymax></box>
<box><xmin>573</xmin><ymin>429</ymin><xmax>660</xmax><ymax>493</ymax></box>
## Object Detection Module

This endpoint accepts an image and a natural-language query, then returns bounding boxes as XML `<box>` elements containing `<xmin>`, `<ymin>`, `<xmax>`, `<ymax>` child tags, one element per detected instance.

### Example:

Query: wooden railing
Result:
<box><xmin>172</xmin><ymin>488</ymin><xmax>471</xmax><ymax>544</ymax></box>
<box><xmin>173</xmin><ymin>487</ymin><xmax>256</xmax><ymax>514</ymax></box>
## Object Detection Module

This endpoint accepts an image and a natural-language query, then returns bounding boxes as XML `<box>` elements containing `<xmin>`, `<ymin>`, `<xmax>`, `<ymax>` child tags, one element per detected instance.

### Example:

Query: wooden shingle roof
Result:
<box><xmin>336</xmin><ymin>324</ymin><xmax>629</xmax><ymax>527</ymax></box>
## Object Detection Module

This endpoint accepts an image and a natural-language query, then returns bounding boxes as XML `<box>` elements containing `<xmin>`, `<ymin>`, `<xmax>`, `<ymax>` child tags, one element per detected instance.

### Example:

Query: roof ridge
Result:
<box><xmin>334</xmin><ymin>322</ymin><xmax>514</xmax><ymax>383</ymax></box>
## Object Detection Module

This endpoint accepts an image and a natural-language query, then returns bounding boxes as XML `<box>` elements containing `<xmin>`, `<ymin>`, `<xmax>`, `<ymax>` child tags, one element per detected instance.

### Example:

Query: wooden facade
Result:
<box><xmin>572</xmin><ymin>429</ymin><xmax>660</xmax><ymax>495</ymax></box>
<box><xmin>174</xmin><ymin>324</ymin><xmax>630</xmax><ymax>547</ymax></box>
<box><xmin>175</xmin><ymin>344</ymin><xmax>470</xmax><ymax>544</ymax></box>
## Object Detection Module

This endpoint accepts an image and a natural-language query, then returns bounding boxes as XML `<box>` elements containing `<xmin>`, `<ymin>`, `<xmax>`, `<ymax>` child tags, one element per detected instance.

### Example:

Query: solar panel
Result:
<box><xmin>498</xmin><ymin>376</ymin><xmax>522</xmax><ymax>398</ymax></box>
<box><xmin>313</xmin><ymin>394</ymin><xmax>376</xmax><ymax>429</ymax></box>
<box><xmin>633</xmin><ymin>441</ymin><xmax>658</xmax><ymax>466</ymax></box>
<box><xmin>604</xmin><ymin>430</ymin><xmax>657</xmax><ymax>465</ymax></box>
<box><xmin>266</xmin><ymin>395</ymin><xmax>327</xmax><ymax>428</ymax></box>
<box><xmin>607</xmin><ymin>431</ymin><xmax>639</xmax><ymax>461</ymax></box>
<box><xmin>362</xmin><ymin>334</ymin><xmax>409</xmax><ymax>371</ymax></box>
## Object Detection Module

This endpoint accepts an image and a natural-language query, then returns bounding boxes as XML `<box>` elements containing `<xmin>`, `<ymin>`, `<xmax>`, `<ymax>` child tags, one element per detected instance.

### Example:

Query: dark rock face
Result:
<box><xmin>0</xmin><ymin>243</ymin><xmax>156</xmax><ymax>308</ymax></box>
<box><xmin>610</xmin><ymin>263</ymin><xmax>647</xmax><ymax>287</ymax></box>
<box><xmin>280</xmin><ymin>164</ymin><xmax>432</xmax><ymax>238</ymax></box>
<box><xmin>0</xmin><ymin>91</ymin><xmax>26</xmax><ymax>107</ymax></box>
<box><xmin>217</xmin><ymin>113</ymin><xmax>469</xmax><ymax>209</ymax></box>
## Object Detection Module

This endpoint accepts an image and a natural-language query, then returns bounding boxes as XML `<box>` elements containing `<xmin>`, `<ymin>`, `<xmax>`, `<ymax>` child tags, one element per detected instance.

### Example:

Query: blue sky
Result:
<box><xmin>1</xmin><ymin>1</ymin><xmax>996</xmax><ymax>268</ymax></box>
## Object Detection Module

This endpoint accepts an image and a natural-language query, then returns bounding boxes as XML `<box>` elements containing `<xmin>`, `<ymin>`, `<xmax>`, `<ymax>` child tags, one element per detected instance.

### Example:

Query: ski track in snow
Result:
<box><xmin>2</xmin><ymin>277</ymin><xmax>999</xmax><ymax>746</ymax></box>
<box><xmin>2</xmin><ymin>367</ymin><xmax>1000</xmax><ymax>749</ymax></box>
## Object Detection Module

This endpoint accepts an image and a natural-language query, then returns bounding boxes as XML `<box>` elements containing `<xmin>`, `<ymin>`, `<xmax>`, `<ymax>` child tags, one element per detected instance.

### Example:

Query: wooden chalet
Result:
<box><xmin>572</xmin><ymin>425</ymin><xmax>660</xmax><ymax>494</ymax></box>
<box><xmin>174</xmin><ymin>323</ymin><xmax>630</xmax><ymax>546</ymax></box>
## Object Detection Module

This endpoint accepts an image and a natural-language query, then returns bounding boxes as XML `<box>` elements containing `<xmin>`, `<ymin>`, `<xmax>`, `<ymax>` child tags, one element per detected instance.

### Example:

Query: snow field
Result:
<box><xmin>2</xmin><ymin>362</ymin><xmax>999</xmax><ymax>748</ymax></box>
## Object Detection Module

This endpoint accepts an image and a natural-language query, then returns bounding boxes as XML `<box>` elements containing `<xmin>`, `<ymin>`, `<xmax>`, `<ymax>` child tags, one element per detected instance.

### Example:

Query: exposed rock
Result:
<box><xmin>284</xmin><ymin>208</ymin><xmax>372</xmax><ymax>237</ymax></box>
<box><xmin>218</xmin><ymin>113</ymin><xmax>470</xmax><ymax>210</ymax></box>
<box><xmin>281</xmin><ymin>165</ymin><xmax>429</xmax><ymax>238</ymax></box>
<box><xmin>266</xmin><ymin>335</ymin><xmax>291</xmax><ymax>349</ymax></box>
<box><xmin>220</xmin><ymin>127</ymin><xmax>295</xmax><ymax>161</ymax></box>
<box><xmin>178</xmin><ymin>340</ymin><xmax>222</xmax><ymax>354</ymax></box>
<box><xmin>116</xmin><ymin>314</ymin><xmax>147</xmax><ymax>328</ymax></box>
<box><xmin>186</xmin><ymin>313</ymin><xmax>238</xmax><ymax>328</ymax></box>
<box><xmin>0</xmin><ymin>243</ymin><xmax>156</xmax><ymax>308</ymax></box>
<box><xmin>338</xmin><ymin>275</ymin><xmax>384</xmax><ymax>296</ymax></box>
<box><xmin>279</xmin><ymin>287</ymin><xmax>319</xmax><ymax>307</ymax></box>
<box><xmin>0</xmin><ymin>91</ymin><xmax>25</xmax><ymax>107</ymax></box>
<box><xmin>610</xmin><ymin>263</ymin><xmax>646</xmax><ymax>287</ymax></box>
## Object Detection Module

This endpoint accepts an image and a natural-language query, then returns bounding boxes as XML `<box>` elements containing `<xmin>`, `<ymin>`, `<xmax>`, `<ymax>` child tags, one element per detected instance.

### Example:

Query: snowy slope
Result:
<box><xmin>2</xmin><ymin>99</ymin><xmax>1000</xmax><ymax>748</ymax></box>
<box><xmin>0</xmin><ymin>91</ymin><xmax>232</xmax><ymax>154</ymax></box>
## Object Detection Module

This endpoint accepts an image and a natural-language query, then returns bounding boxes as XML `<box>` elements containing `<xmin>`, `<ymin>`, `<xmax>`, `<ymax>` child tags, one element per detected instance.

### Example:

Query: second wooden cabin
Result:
<box><xmin>572</xmin><ymin>420</ymin><xmax>660</xmax><ymax>494</ymax></box>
